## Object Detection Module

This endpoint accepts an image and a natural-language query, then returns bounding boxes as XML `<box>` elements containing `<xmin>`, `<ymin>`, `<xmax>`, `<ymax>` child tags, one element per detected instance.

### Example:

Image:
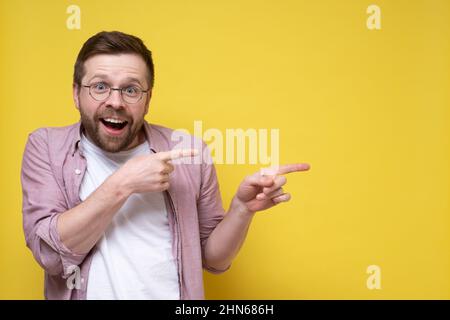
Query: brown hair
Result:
<box><xmin>73</xmin><ymin>31</ymin><xmax>155</xmax><ymax>89</ymax></box>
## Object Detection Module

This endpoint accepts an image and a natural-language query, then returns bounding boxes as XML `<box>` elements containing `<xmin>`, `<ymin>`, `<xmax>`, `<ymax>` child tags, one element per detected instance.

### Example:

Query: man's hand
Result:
<box><xmin>116</xmin><ymin>148</ymin><xmax>199</xmax><ymax>195</ymax></box>
<box><xmin>232</xmin><ymin>163</ymin><xmax>311</xmax><ymax>215</ymax></box>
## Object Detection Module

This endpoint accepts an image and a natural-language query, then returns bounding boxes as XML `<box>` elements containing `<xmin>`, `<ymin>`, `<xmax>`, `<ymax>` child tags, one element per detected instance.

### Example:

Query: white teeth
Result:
<box><xmin>104</xmin><ymin>118</ymin><xmax>125</xmax><ymax>124</ymax></box>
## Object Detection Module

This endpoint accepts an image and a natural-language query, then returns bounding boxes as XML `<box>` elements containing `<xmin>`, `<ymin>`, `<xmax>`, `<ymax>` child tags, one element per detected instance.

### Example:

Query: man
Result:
<box><xmin>21</xmin><ymin>31</ymin><xmax>310</xmax><ymax>300</ymax></box>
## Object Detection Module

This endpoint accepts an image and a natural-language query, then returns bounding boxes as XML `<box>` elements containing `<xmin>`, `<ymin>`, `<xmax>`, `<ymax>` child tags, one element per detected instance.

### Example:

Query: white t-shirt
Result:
<box><xmin>79</xmin><ymin>134</ymin><xmax>180</xmax><ymax>300</ymax></box>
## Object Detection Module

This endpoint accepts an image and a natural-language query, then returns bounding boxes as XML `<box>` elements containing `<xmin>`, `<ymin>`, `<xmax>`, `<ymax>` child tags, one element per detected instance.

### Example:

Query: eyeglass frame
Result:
<box><xmin>81</xmin><ymin>82</ymin><xmax>150</xmax><ymax>104</ymax></box>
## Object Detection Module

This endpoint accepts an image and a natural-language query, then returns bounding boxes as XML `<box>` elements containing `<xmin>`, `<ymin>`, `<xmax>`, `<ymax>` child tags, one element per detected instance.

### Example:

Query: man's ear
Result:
<box><xmin>73</xmin><ymin>83</ymin><xmax>81</xmax><ymax>110</ymax></box>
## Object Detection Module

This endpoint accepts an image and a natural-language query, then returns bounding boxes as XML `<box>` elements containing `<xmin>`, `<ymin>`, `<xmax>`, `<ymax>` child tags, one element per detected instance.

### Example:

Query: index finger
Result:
<box><xmin>156</xmin><ymin>148</ymin><xmax>199</xmax><ymax>161</ymax></box>
<box><xmin>276</xmin><ymin>163</ymin><xmax>311</xmax><ymax>175</ymax></box>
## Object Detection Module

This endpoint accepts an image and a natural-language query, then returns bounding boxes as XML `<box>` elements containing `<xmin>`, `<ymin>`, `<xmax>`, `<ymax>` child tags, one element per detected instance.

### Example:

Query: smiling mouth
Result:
<box><xmin>99</xmin><ymin>117</ymin><xmax>129</xmax><ymax>136</ymax></box>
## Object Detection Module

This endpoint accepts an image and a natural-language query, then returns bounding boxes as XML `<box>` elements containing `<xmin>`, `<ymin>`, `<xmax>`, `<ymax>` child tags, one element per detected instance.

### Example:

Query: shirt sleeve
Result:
<box><xmin>21</xmin><ymin>129</ymin><xmax>87</xmax><ymax>278</ymax></box>
<box><xmin>197</xmin><ymin>140</ymin><xmax>231</xmax><ymax>274</ymax></box>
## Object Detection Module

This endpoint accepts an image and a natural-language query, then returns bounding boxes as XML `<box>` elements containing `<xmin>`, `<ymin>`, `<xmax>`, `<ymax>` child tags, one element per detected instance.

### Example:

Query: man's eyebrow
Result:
<box><xmin>87</xmin><ymin>74</ymin><xmax>109</xmax><ymax>82</ymax></box>
<box><xmin>87</xmin><ymin>74</ymin><xmax>144</xmax><ymax>85</ymax></box>
<box><xmin>122</xmin><ymin>77</ymin><xmax>144</xmax><ymax>85</ymax></box>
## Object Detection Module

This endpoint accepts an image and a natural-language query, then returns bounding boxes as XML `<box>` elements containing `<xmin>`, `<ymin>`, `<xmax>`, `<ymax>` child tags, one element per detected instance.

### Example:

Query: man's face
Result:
<box><xmin>74</xmin><ymin>53</ymin><xmax>151</xmax><ymax>152</ymax></box>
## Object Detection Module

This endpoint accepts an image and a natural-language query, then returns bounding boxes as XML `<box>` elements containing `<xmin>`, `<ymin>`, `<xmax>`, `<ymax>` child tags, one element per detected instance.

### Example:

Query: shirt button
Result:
<box><xmin>75</xmin><ymin>169</ymin><xmax>81</xmax><ymax>175</ymax></box>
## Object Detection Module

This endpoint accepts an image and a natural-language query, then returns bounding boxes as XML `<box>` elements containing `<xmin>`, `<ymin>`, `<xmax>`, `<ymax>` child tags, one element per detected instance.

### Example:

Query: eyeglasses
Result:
<box><xmin>82</xmin><ymin>82</ymin><xmax>149</xmax><ymax>104</ymax></box>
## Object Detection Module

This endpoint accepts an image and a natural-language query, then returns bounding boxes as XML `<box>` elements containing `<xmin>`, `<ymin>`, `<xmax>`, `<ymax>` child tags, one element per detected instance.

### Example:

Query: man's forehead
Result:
<box><xmin>83</xmin><ymin>54</ymin><xmax>147</xmax><ymax>84</ymax></box>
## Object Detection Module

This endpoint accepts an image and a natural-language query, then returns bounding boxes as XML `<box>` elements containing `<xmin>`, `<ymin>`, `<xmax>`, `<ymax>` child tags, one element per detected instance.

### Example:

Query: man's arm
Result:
<box><xmin>203</xmin><ymin>164</ymin><xmax>310</xmax><ymax>271</ymax></box>
<box><xmin>21</xmin><ymin>130</ymin><xmax>98</xmax><ymax>276</ymax></box>
<box><xmin>56</xmin><ymin>173</ymin><xmax>130</xmax><ymax>255</ymax></box>
<box><xmin>58</xmin><ymin>148</ymin><xmax>198</xmax><ymax>255</ymax></box>
<box><xmin>202</xmin><ymin>196</ymin><xmax>255</xmax><ymax>271</ymax></box>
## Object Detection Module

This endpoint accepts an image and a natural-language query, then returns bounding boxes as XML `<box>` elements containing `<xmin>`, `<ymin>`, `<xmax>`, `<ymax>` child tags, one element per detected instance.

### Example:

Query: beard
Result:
<box><xmin>79</xmin><ymin>105</ymin><xmax>145</xmax><ymax>153</ymax></box>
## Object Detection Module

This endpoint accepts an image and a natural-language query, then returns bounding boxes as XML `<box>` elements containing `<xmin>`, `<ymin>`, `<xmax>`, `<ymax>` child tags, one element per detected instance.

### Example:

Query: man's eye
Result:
<box><xmin>124</xmin><ymin>86</ymin><xmax>139</xmax><ymax>96</ymax></box>
<box><xmin>93</xmin><ymin>83</ymin><xmax>108</xmax><ymax>91</ymax></box>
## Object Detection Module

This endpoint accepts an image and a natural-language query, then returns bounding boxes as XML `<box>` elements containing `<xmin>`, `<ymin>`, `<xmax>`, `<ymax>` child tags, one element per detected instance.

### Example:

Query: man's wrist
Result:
<box><xmin>230</xmin><ymin>196</ymin><xmax>255</xmax><ymax>218</ymax></box>
<box><xmin>106</xmin><ymin>169</ymin><xmax>133</xmax><ymax>200</ymax></box>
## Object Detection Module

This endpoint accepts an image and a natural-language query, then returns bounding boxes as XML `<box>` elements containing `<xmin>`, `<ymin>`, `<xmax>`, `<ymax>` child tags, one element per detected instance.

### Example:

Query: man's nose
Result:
<box><xmin>105</xmin><ymin>89</ymin><xmax>124</xmax><ymax>109</ymax></box>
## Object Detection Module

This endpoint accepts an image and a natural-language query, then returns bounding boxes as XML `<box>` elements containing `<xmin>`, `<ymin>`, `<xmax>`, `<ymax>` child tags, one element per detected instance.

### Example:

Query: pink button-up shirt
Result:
<box><xmin>21</xmin><ymin>121</ymin><xmax>229</xmax><ymax>300</ymax></box>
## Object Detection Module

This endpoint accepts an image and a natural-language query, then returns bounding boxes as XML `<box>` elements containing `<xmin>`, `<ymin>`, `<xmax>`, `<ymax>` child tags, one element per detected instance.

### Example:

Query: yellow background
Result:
<box><xmin>1</xmin><ymin>0</ymin><xmax>449</xmax><ymax>299</ymax></box>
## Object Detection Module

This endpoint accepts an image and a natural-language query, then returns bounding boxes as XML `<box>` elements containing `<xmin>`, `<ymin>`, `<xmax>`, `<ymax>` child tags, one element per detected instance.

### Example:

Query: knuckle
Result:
<box><xmin>161</xmin><ymin>181</ymin><xmax>170</xmax><ymax>190</ymax></box>
<box><xmin>158</xmin><ymin>172</ymin><xmax>167</xmax><ymax>180</ymax></box>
